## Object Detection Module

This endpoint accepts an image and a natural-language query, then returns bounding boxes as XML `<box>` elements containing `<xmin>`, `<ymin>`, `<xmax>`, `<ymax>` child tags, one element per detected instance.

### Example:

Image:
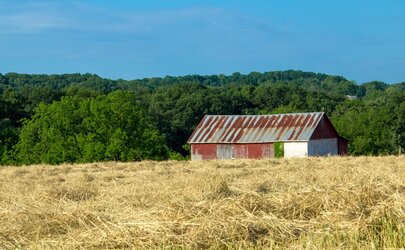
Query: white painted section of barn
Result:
<box><xmin>284</xmin><ymin>142</ymin><xmax>308</xmax><ymax>158</ymax></box>
<box><xmin>191</xmin><ymin>145</ymin><xmax>202</xmax><ymax>160</ymax></box>
<box><xmin>191</xmin><ymin>154</ymin><xmax>202</xmax><ymax>161</ymax></box>
<box><xmin>308</xmin><ymin>138</ymin><xmax>338</xmax><ymax>156</ymax></box>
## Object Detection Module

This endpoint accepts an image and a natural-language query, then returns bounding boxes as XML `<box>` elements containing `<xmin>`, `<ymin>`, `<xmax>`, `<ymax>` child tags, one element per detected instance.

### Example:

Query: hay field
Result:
<box><xmin>0</xmin><ymin>156</ymin><xmax>404</xmax><ymax>249</ymax></box>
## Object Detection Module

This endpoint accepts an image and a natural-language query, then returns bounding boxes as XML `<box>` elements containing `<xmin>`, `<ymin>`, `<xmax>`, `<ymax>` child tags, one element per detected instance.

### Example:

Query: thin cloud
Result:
<box><xmin>0</xmin><ymin>12</ymin><xmax>73</xmax><ymax>33</ymax></box>
<box><xmin>0</xmin><ymin>1</ymin><xmax>287</xmax><ymax>39</ymax></box>
<box><xmin>0</xmin><ymin>0</ymin><xmax>294</xmax><ymax>61</ymax></box>
<box><xmin>0</xmin><ymin>1</ymin><xmax>76</xmax><ymax>34</ymax></box>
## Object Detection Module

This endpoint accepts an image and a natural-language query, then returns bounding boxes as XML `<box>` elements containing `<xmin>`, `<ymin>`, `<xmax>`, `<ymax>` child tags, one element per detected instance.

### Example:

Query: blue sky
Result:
<box><xmin>0</xmin><ymin>0</ymin><xmax>404</xmax><ymax>83</ymax></box>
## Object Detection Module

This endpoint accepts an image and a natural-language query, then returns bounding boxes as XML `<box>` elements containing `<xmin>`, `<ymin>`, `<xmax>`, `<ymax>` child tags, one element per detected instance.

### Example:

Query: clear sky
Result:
<box><xmin>0</xmin><ymin>0</ymin><xmax>404</xmax><ymax>83</ymax></box>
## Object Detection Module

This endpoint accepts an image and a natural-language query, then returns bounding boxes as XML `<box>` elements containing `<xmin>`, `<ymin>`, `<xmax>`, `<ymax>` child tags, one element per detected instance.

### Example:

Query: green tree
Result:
<box><xmin>15</xmin><ymin>91</ymin><xmax>168</xmax><ymax>164</ymax></box>
<box><xmin>331</xmin><ymin>94</ymin><xmax>401</xmax><ymax>155</ymax></box>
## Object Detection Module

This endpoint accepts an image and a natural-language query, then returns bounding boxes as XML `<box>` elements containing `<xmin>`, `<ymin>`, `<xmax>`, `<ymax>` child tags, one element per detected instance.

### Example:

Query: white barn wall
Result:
<box><xmin>284</xmin><ymin>142</ymin><xmax>308</xmax><ymax>158</ymax></box>
<box><xmin>308</xmin><ymin>138</ymin><xmax>338</xmax><ymax>156</ymax></box>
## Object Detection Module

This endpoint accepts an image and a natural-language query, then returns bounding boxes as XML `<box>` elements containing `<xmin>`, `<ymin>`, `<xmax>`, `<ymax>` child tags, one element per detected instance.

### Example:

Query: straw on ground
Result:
<box><xmin>0</xmin><ymin>156</ymin><xmax>404</xmax><ymax>248</ymax></box>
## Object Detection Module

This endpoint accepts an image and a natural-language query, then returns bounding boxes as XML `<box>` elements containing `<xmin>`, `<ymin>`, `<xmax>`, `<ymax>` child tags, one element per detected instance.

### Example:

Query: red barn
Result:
<box><xmin>187</xmin><ymin>112</ymin><xmax>347</xmax><ymax>160</ymax></box>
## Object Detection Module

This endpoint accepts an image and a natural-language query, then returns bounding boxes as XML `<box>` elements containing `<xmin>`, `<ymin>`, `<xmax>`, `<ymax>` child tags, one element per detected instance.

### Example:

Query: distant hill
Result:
<box><xmin>0</xmin><ymin>70</ymin><xmax>403</xmax><ymax>164</ymax></box>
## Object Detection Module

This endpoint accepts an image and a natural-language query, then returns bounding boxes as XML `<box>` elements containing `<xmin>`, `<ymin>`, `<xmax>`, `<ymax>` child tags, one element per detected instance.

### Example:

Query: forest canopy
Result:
<box><xmin>0</xmin><ymin>70</ymin><xmax>403</xmax><ymax>165</ymax></box>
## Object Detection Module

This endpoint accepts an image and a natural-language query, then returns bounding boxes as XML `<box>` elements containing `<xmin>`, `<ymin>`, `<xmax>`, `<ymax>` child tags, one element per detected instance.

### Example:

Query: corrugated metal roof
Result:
<box><xmin>188</xmin><ymin>112</ymin><xmax>325</xmax><ymax>143</ymax></box>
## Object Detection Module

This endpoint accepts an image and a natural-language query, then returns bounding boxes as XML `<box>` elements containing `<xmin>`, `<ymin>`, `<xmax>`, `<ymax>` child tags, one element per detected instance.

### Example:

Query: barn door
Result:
<box><xmin>216</xmin><ymin>145</ymin><xmax>232</xmax><ymax>159</ymax></box>
<box><xmin>233</xmin><ymin>145</ymin><xmax>247</xmax><ymax>159</ymax></box>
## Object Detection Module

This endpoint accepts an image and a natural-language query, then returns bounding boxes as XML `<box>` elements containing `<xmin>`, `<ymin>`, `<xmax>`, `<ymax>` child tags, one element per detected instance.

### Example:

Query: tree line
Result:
<box><xmin>0</xmin><ymin>70</ymin><xmax>403</xmax><ymax>164</ymax></box>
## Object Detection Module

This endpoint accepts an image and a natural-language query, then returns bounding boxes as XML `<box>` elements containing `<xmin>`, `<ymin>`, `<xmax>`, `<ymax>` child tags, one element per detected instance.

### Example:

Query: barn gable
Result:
<box><xmin>310</xmin><ymin>115</ymin><xmax>339</xmax><ymax>139</ymax></box>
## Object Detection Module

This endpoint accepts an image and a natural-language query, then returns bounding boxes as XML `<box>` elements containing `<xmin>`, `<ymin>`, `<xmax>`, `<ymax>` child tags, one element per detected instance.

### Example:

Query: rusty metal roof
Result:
<box><xmin>188</xmin><ymin>112</ymin><xmax>325</xmax><ymax>143</ymax></box>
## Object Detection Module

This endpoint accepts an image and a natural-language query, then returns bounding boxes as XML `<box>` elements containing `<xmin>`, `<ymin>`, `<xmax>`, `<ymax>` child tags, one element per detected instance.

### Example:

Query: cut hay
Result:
<box><xmin>0</xmin><ymin>156</ymin><xmax>404</xmax><ymax>248</ymax></box>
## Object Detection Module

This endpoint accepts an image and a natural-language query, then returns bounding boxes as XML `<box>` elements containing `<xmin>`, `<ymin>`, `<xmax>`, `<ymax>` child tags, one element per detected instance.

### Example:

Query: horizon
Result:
<box><xmin>1</xmin><ymin>0</ymin><xmax>404</xmax><ymax>84</ymax></box>
<box><xmin>1</xmin><ymin>70</ymin><xmax>402</xmax><ymax>85</ymax></box>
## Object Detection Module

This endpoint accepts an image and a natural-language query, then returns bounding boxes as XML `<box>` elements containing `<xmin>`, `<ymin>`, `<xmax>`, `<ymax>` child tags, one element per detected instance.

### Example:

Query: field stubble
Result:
<box><xmin>0</xmin><ymin>156</ymin><xmax>404</xmax><ymax>249</ymax></box>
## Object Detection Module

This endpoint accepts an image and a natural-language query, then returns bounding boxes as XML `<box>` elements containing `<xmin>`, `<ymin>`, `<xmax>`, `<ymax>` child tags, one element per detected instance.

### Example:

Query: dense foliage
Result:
<box><xmin>15</xmin><ymin>91</ymin><xmax>168</xmax><ymax>164</ymax></box>
<box><xmin>0</xmin><ymin>70</ymin><xmax>403</xmax><ymax>164</ymax></box>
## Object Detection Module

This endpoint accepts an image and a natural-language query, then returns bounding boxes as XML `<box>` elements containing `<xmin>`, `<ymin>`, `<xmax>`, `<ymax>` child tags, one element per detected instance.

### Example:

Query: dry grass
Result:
<box><xmin>0</xmin><ymin>156</ymin><xmax>404</xmax><ymax>249</ymax></box>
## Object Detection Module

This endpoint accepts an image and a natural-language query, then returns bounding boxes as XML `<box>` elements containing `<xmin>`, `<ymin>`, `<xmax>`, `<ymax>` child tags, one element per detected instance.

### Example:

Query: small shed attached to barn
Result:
<box><xmin>188</xmin><ymin>112</ymin><xmax>347</xmax><ymax>160</ymax></box>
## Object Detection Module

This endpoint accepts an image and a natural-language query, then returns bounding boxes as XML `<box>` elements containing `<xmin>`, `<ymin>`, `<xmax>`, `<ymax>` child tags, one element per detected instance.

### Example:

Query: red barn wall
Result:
<box><xmin>234</xmin><ymin>143</ymin><xmax>274</xmax><ymax>159</ymax></box>
<box><xmin>191</xmin><ymin>144</ymin><xmax>217</xmax><ymax>160</ymax></box>
<box><xmin>338</xmin><ymin>137</ymin><xmax>348</xmax><ymax>156</ymax></box>
<box><xmin>191</xmin><ymin>143</ymin><xmax>274</xmax><ymax>160</ymax></box>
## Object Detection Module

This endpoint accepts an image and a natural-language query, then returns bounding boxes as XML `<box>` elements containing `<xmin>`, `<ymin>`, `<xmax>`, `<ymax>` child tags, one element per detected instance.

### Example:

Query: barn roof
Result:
<box><xmin>188</xmin><ymin>112</ymin><xmax>325</xmax><ymax>144</ymax></box>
